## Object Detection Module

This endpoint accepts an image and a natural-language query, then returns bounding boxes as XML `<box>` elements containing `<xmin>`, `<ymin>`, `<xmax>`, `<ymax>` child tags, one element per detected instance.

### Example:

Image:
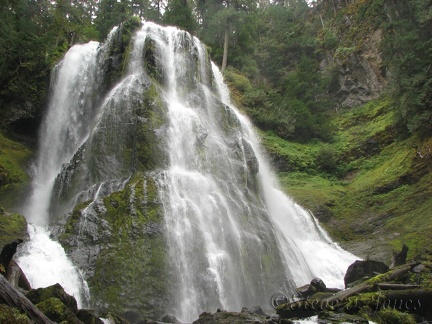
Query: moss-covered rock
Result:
<box><xmin>373</xmin><ymin>308</ymin><xmax>416</xmax><ymax>324</ymax></box>
<box><xmin>35</xmin><ymin>297</ymin><xmax>81</xmax><ymax>323</ymax></box>
<box><xmin>59</xmin><ymin>173</ymin><xmax>169</xmax><ymax>321</ymax></box>
<box><xmin>0</xmin><ymin>132</ymin><xmax>32</xmax><ymax>209</ymax></box>
<box><xmin>0</xmin><ymin>304</ymin><xmax>30</xmax><ymax>323</ymax></box>
<box><xmin>76</xmin><ymin>309</ymin><xmax>104</xmax><ymax>324</ymax></box>
<box><xmin>100</xmin><ymin>312</ymin><xmax>130</xmax><ymax>324</ymax></box>
<box><xmin>0</xmin><ymin>212</ymin><xmax>28</xmax><ymax>249</ymax></box>
<box><xmin>104</xmin><ymin>16</ymin><xmax>142</xmax><ymax>90</ymax></box>
<box><xmin>26</xmin><ymin>283</ymin><xmax>78</xmax><ymax>314</ymax></box>
<box><xmin>143</xmin><ymin>37</ymin><xmax>163</xmax><ymax>83</ymax></box>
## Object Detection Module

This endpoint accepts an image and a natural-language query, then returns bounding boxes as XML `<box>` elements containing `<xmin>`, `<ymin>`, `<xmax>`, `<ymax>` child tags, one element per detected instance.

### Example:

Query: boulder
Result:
<box><xmin>0</xmin><ymin>304</ymin><xmax>30</xmax><ymax>323</ymax></box>
<box><xmin>77</xmin><ymin>309</ymin><xmax>104</xmax><ymax>324</ymax></box>
<box><xmin>35</xmin><ymin>297</ymin><xmax>82</xmax><ymax>323</ymax></box>
<box><xmin>296</xmin><ymin>277</ymin><xmax>327</xmax><ymax>298</ymax></box>
<box><xmin>26</xmin><ymin>283</ymin><xmax>78</xmax><ymax>314</ymax></box>
<box><xmin>310</xmin><ymin>277</ymin><xmax>326</xmax><ymax>292</ymax></box>
<box><xmin>344</xmin><ymin>260</ymin><xmax>389</xmax><ymax>288</ymax></box>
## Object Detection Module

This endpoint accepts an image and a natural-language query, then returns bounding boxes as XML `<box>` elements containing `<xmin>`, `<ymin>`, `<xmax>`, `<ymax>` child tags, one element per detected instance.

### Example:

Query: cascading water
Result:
<box><xmin>147</xmin><ymin>25</ymin><xmax>356</xmax><ymax>320</ymax></box>
<box><xmin>16</xmin><ymin>29</ymin><xmax>119</xmax><ymax>308</ymax></box>
<box><xmin>15</xmin><ymin>21</ymin><xmax>356</xmax><ymax>321</ymax></box>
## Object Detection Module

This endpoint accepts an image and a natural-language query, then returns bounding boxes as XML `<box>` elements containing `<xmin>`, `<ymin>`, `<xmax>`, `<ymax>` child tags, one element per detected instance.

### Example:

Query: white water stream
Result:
<box><xmin>15</xmin><ymin>33</ymin><xmax>117</xmax><ymax>307</ymax></box>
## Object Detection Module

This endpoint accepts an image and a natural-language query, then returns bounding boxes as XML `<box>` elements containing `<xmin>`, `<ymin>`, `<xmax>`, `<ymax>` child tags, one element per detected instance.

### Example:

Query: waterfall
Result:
<box><xmin>15</xmin><ymin>29</ymin><xmax>118</xmax><ymax>308</ymax></box>
<box><xmin>15</xmin><ymin>22</ymin><xmax>356</xmax><ymax>321</ymax></box>
<box><xmin>148</xmin><ymin>25</ymin><xmax>356</xmax><ymax>320</ymax></box>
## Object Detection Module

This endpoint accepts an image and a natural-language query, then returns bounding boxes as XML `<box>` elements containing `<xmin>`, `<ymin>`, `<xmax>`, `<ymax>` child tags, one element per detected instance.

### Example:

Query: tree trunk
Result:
<box><xmin>377</xmin><ymin>283</ymin><xmax>421</xmax><ymax>290</ymax></box>
<box><xmin>0</xmin><ymin>275</ymin><xmax>54</xmax><ymax>324</ymax></box>
<box><xmin>222</xmin><ymin>24</ymin><xmax>229</xmax><ymax>72</ymax></box>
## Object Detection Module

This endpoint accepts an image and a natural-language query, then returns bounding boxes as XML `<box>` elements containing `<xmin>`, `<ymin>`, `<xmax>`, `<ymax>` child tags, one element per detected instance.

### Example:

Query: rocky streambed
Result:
<box><xmin>1</xmin><ymin>237</ymin><xmax>432</xmax><ymax>323</ymax></box>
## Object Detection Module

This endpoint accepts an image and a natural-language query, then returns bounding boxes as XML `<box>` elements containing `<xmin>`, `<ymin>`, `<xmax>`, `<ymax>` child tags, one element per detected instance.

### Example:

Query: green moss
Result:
<box><xmin>0</xmin><ymin>132</ymin><xmax>32</xmax><ymax>208</ymax></box>
<box><xmin>406</xmin><ymin>262</ymin><xmax>432</xmax><ymax>288</ymax></box>
<box><xmin>374</xmin><ymin>308</ymin><xmax>416</xmax><ymax>324</ymax></box>
<box><xmin>0</xmin><ymin>304</ymin><xmax>30</xmax><ymax>323</ymax></box>
<box><xmin>77</xmin><ymin>173</ymin><xmax>169</xmax><ymax>319</ymax></box>
<box><xmin>35</xmin><ymin>297</ymin><xmax>81</xmax><ymax>323</ymax></box>
<box><xmin>261</xmin><ymin>131</ymin><xmax>321</xmax><ymax>173</ymax></box>
<box><xmin>26</xmin><ymin>283</ymin><xmax>78</xmax><ymax>313</ymax></box>
<box><xmin>133</xmin><ymin>84</ymin><xmax>168</xmax><ymax>171</ymax></box>
<box><xmin>259</xmin><ymin>95</ymin><xmax>432</xmax><ymax>258</ymax></box>
<box><xmin>143</xmin><ymin>37</ymin><xmax>163</xmax><ymax>82</ymax></box>
<box><xmin>58</xmin><ymin>171</ymin><xmax>169</xmax><ymax>317</ymax></box>
<box><xmin>278</xmin><ymin>171</ymin><xmax>345</xmax><ymax>212</ymax></box>
<box><xmin>0</xmin><ymin>212</ymin><xmax>27</xmax><ymax>248</ymax></box>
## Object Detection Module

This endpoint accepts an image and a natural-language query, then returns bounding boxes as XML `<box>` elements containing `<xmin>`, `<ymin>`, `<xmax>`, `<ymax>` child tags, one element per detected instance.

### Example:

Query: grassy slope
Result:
<box><xmin>262</xmin><ymin>97</ymin><xmax>432</xmax><ymax>262</ymax></box>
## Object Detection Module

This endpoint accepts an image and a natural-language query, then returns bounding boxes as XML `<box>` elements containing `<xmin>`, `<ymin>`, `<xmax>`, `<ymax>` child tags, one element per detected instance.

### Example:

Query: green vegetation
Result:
<box><xmin>0</xmin><ymin>304</ymin><xmax>29</xmax><ymax>323</ymax></box>
<box><xmin>0</xmin><ymin>212</ymin><xmax>27</xmax><ymax>249</ymax></box>
<box><xmin>35</xmin><ymin>297</ymin><xmax>80</xmax><ymax>323</ymax></box>
<box><xmin>59</xmin><ymin>174</ymin><xmax>169</xmax><ymax>319</ymax></box>
<box><xmin>0</xmin><ymin>132</ymin><xmax>32</xmax><ymax>208</ymax></box>
<box><xmin>259</xmin><ymin>96</ymin><xmax>432</xmax><ymax>259</ymax></box>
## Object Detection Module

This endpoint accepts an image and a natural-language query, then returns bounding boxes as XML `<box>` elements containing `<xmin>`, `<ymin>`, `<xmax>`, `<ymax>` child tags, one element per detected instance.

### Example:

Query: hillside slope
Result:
<box><xmin>225</xmin><ymin>0</ymin><xmax>432</xmax><ymax>263</ymax></box>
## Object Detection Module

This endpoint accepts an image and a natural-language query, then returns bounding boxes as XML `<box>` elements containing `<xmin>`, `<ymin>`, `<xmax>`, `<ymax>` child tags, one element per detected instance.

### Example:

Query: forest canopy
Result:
<box><xmin>0</xmin><ymin>0</ymin><xmax>431</xmax><ymax>141</ymax></box>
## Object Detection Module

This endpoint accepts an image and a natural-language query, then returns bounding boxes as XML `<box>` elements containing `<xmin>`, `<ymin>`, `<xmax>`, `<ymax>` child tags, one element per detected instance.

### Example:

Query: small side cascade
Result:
<box><xmin>16</xmin><ymin>28</ymin><xmax>121</xmax><ymax>308</ymax></box>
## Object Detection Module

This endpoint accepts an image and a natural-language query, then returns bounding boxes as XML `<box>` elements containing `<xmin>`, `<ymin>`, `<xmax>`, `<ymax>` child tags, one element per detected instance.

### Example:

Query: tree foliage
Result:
<box><xmin>0</xmin><ymin>0</ymin><xmax>97</xmax><ymax>133</ymax></box>
<box><xmin>1</xmin><ymin>0</ymin><xmax>431</xmax><ymax>143</ymax></box>
<box><xmin>163</xmin><ymin>0</ymin><xmax>197</xmax><ymax>33</ymax></box>
<box><xmin>381</xmin><ymin>0</ymin><xmax>432</xmax><ymax>135</ymax></box>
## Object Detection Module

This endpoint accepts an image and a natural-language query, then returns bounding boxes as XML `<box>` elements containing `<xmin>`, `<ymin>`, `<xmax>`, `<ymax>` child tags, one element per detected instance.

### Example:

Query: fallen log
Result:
<box><xmin>6</xmin><ymin>260</ymin><xmax>32</xmax><ymax>291</ymax></box>
<box><xmin>384</xmin><ymin>288</ymin><xmax>432</xmax><ymax>311</ymax></box>
<box><xmin>0</xmin><ymin>274</ymin><xmax>54</xmax><ymax>324</ymax></box>
<box><xmin>324</xmin><ymin>283</ymin><xmax>373</xmax><ymax>303</ymax></box>
<box><xmin>377</xmin><ymin>283</ymin><xmax>421</xmax><ymax>290</ymax></box>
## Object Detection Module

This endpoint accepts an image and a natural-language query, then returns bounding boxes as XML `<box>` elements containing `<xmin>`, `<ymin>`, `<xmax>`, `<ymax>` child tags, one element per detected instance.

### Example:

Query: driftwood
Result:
<box><xmin>0</xmin><ymin>274</ymin><xmax>54</xmax><ymax>324</ymax></box>
<box><xmin>377</xmin><ymin>283</ymin><xmax>421</xmax><ymax>290</ymax></box>
<box><xmin>6</xmin><ymin>260</ymin><xmax>32</xmax><ymax>290</ymax></box>
<box><xmin>324</xmin><ymin>264</ymin><xmax>417</xmax><ymax>304</ymax></box>
<box><xmin>277</xmin><ymin>262</ymin><xmax>432</xmax><ymax>320</ymax></box>
<box><xmin>324</xmin><ymin>283</ymin><xmax>373</xmax><ymax>303</ymax></box>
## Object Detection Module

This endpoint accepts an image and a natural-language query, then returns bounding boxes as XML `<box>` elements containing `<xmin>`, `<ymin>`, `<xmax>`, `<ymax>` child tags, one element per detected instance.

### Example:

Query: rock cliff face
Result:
<box><xmin>321</xmin><ymin>28</ymin><xmax>387</xmax><ymax>109</ymax></box>
<box><xmin>48</xmin><ymin>20</ymin><xmax>172</xmax><ymax>319</ymax></box>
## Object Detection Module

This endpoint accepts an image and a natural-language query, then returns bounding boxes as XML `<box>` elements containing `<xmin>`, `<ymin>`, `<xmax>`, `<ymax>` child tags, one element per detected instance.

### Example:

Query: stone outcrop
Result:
<box><xmin>344</xmin><ymin>259</ymin><xmax>389</xmax><ymax>288</ymax></box>
<box><xmin>0</xmin><ymin>212</ymin><xmax>28</xmax><ymax>249</ymax></box>
<box><xmin>321</xmin><ymin>29</ymin><xmax>387</xmax><ymax>110</ymax></box>
<box><xmin>296</xmin><ymin>277</ymin><xmax>328</xmax><ymax>298</ymax></box>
